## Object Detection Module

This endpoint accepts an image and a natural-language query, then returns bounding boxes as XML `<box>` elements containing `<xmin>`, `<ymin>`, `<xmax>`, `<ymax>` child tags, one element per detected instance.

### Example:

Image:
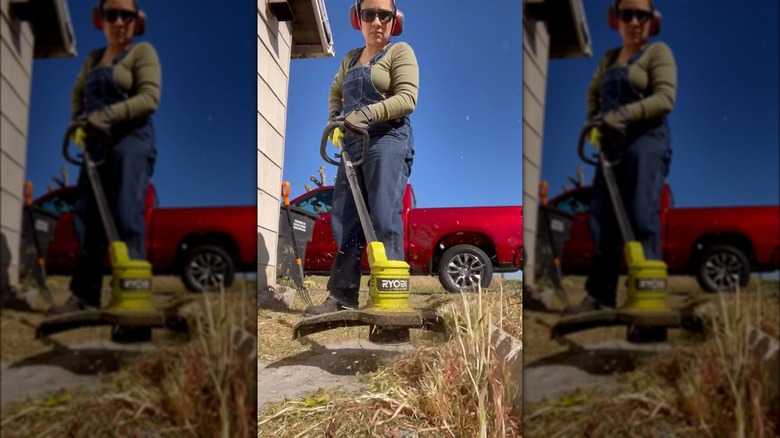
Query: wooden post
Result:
<box><xmin>318</xmin><ymin>166</ymin><xmax>326</xmax><ymax>186</ymax></box>
<box><xmin>61</xmin><ymin>166</ymin><xmax>69</xmax><ymax>186</ymax></box>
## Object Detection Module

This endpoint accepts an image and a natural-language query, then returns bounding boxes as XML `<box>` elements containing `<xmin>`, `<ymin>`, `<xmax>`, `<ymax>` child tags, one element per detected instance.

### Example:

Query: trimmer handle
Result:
<box><xmin>63</xmin><ymin>119</ymin><xmax>111</xmax><ymax>166</ymax></box>
<box><xmin>578</xmin><ymin>119</ymin><xmax>628</xmax><ymax>167</ymax></box>
<box><xmin>539</xmin><ymin>181</ymin><xmax>549</xmax><ymax>206</ymax></box>
<box><xmin>320</xmin><ymin>117</ymin><xmax>370</xmax><ymax>167</ymax></box>
<box><xmin>23</xmin><ymin>181</ymin><xmax>33</xmax><ymax>206</ymax></box>
<box><xmin>281</xmin><ymin>181</ymin><xmax>291</xmax><ymax>206</ymax></box>
<box><xmin>578</xmin><ymin>120</ymin><xmax>602</xmax><ymax>167</ymax></box>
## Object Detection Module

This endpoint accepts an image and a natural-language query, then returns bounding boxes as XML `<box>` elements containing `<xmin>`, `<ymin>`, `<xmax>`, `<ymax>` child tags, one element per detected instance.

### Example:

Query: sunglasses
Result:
<box><xmin>103</xmin><ymin>8</ymin><xmax>138</xmax><ymax>24</ymax></box>
<box><xmin>617</xmin><ymin>9</ymin><xmax>652</xmax><ymax>24</ymax></box>
<box><xmin>360</xmin><ymin>9</ymin><xmax>394</xmax><ymax>24</ymax></box>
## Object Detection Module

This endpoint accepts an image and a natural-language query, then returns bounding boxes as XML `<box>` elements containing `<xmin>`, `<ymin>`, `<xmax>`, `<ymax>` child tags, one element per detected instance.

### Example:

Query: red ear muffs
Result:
<box><xmin>391</xmin><ymin>10</ymin><xmax>403</xmax><ymax>36</ymax></box>
<box><xmin>92</xmin><ymin>4</ymin><xmax>147</xmax><ymax>36</ymax></box>
<box><xmin>134</xmin><ymin>11</ymin><xmax>146</xmax><ymax>36</ymax></box>
<box><xmin>349</xmin><ymin>3</ymin><xmax>360</xmax><ymax>30</ymax></box>
<box><xmin>91</xmin><ymin>4</ymin><xmax>102</xmax><ymax>29</ymax></box>
<box><xmin>607</xmin><ymin>5</ymin><xmax>661</xmax><ymax>36</ymax></box>
<box><xmin>349</xmin><ymin>3</ymin><xmax>404</xmax><ymax>36</ymax></box>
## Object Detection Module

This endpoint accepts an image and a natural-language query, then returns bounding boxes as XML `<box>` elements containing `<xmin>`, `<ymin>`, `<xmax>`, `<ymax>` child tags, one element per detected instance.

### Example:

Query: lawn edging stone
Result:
<box><xmin>747</xmin><ymin>324</ymin><xmax>779</xmax><ymax>406</ymax></box>
<box><xmin>490</xmin><ymin>324</ymin><xmax>522</xmax><ymax>408</ymax></box>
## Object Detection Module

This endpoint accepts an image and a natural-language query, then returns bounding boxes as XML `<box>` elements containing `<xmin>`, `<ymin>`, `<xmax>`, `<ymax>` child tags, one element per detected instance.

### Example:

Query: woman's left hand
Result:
<box><xmin>86</xmin><ymin>107</ymin><xmax>115</xmax><ymax>137</ymax></box>
<box><xmin>344</xmin><ymin>107</ymin><xmax>373</xmax><ymax>132</ymax></box>
<box><xmin>602</xmin><ymin>106</ymin><xmax>630</xmax><ymax>136</ymax></box>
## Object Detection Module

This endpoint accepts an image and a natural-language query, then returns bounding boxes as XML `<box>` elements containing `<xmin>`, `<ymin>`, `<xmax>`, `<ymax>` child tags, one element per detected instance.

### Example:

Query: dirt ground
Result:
<box><xmin>523</xmin><ymin>274</ymin><xmax>780</xmax><ymax>409</ymax></box>
<box><xmin>2</xmin><ymin>273</ymin><xmax>521</xmax><ymax>424</ymax></box>
<box><xmin>257</xmin><ymin>275</ymin><xmax>522</xmax><ymax>425</ymax></box>
<box><xmin>0</xmin><ymin>275</ymin><xmax>250</xmax><ymax>412</ymax></box>
<box><xmin>257</xmin><ymin>275</ymin><xmax>447</xmax><ymax>409</ymax></box>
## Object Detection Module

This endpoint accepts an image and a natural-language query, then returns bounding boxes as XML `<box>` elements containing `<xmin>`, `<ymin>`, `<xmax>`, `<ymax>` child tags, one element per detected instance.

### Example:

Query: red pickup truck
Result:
<box><xmin>545</xmin><ymin>184</ymin><xmax>780</xmax><ymax>292</ymax></box>
<box><xmin>33</xmin><ymin>184</ymin><xmax>256</xmax><ymax>292</ymax></box>
<box><xmin>288</xmin><ymin>184</ymin><xmax>523</xmax><ymax>292</ymax></box>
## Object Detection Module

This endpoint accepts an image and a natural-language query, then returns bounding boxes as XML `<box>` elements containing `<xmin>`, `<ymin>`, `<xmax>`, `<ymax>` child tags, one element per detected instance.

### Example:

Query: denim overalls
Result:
<box><xmin>70</xmin><ymin>45</ymin><xmax>157</xmax><ymax>307</ymax></box>
<box><xmin>327</xmin><ymin>43</ymin><xmax>415</xmax><ymax>307</ymax></box>
<box><xmin>585</xmin><ymin>44</ymin><xmax>672</xmax><ymax>307</ymax></box>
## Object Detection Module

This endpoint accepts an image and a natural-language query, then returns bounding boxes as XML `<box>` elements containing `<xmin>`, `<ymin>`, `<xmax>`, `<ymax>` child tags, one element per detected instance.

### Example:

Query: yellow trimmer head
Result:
<box><xmin>624</xmin><ymin>241</ymin><xmax>669</xmax><ymax>311</ymax></box>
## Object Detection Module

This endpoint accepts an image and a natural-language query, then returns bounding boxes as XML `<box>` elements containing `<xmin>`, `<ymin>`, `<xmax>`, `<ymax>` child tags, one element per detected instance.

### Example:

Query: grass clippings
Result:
<box><xmin>523</xmin><ymin>278</ymin><xmax>780</xmax><ymax>437</ymax></box>
<box><xmin>1</xmin><ymin>278</ymin><xmax>256</xmax><ymax>438</ymax></box>
<box><xmin>258</xmin><ymin>279</ymin><xmax>522</xmax><ymax>437</ymax></box>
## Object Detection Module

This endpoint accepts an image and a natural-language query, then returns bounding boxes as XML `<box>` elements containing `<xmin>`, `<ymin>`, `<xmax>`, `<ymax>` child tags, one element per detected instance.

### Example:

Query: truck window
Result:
<box><xmin>36</xmin><ymin>191</ymin><xmax>75</xmax><ymax>215</ymax></box>
<box><xmin>294</xmin><ymin>189</ymin><xmax>333</xmax><ymax>214</ymax></box>
<box><xmin>553</xmin><ymin>190</ymin><xmax>590</xmax><ymax>215</ymax></box>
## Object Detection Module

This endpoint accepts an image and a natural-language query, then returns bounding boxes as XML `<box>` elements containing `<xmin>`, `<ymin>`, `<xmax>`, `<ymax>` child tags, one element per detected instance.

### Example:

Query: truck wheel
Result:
<box><xmin>438</xmin><ymin>244</ymin><xmax>493</xmax><ymax>293</ymax></box>
<box><xmin>181</xmin><ymin>244</ymin><xmax>235</xmax><ymax>292</ymax></box>
<box><xmin>696</xmin><ymin>244</ymin><xmax>750</xmax><ymax>293</ymax></box>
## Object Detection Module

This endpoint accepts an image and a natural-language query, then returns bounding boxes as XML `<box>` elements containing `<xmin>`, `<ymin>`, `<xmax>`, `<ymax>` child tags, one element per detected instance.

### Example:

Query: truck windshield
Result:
<box><xmin>36</xmin><ymin>191</ymin><xmax>75</xmax><ymax>215</ymax></box>
<box><xmin>294</xmin><ymin>189</ymin><xmax>333</xmax><ymax>214</ymax></box>
<box><xmin>552</xmin><ymin>190</ymin><xmax>590</xmax><ymax>215</ymax></box>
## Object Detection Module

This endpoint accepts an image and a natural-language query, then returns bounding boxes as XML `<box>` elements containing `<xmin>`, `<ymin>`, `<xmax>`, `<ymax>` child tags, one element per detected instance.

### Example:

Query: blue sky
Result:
<box><xmin>26</xmin><ymin>0</ymin><xmax>256</xmax><ymax>207</ymax></box>
<box><xmin>25</xmin><ymin>1</ymin><xmax>773</xmax><ymax>215</ymax></box>
<box><xmin>541</xmin><ymin>0</ymin><xmax>779</xmax><ymax>208</ymax></box>
<box><xmin>27</xmin><ymin>0</ymin><xmax>523</xmax><ymax>210</ymax></box>
<box><xmin>282</xmin><ymin>0</ymin><xmax>523</xmax><ymax>208</ymax></box>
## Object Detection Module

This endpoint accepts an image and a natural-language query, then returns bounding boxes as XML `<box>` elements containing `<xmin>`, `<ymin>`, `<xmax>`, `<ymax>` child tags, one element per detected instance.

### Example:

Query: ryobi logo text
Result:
<box><xmin>376</xmin><ymin>278</ymin><xmax>409</xmax><ymax>291</ymax></box>
<box><xmin>634</xmin><ymin>278</ymin><xmax>667</xmax><ymax>290</ymax></box>
<box><xmin>120</xmin><ymin>279</ymin><xmax>152</xmax><ymax>290</ymax></box>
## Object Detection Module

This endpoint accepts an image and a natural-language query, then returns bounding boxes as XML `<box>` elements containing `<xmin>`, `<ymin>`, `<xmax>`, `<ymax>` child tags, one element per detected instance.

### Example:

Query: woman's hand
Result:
<box><xmin>85</xmin><ymin>107</ymin><xmax>116</xmax><ymax>138</ymax></box>
<box><xmin>344</xmin><ymin>107</ymin><xmax>373</xmax><ymax>132</ymax></box>
<box><xmin>601</xmin><ymin>106</ymin><xmax>630</xmax><ymax>136</ymax></box>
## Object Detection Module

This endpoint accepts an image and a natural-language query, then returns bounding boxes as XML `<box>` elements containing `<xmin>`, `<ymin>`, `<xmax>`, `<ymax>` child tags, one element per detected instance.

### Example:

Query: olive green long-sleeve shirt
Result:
<box><xmin>586</xmin><ymin>42</ymin><xmax>676</xmax><ymax>122</ymax></box>
<box><xmin>328</xmin><ymin>42</ymin><xmax>419</xmax><ymax>121</ymax></box>
<box><xmin>71</xmin><ymin>42</ymin><xmax>161</xmax><ymax>121</ymax></box>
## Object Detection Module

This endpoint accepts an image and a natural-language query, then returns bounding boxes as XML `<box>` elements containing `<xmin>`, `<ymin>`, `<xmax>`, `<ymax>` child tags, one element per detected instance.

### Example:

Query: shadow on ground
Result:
<box><xmin>7</xmin><ymin>343</ymin><xmax>147</xmax><ymax>376</ymax></box>
<box><xmin>525</xmin><ymin>344</ymin><xmax>660</xmax><ymax>375</ymax></box>
<box><xmin>265</xmin><ymin>337</ymin><xmax>409</xmax><ymax>376</ymax></box>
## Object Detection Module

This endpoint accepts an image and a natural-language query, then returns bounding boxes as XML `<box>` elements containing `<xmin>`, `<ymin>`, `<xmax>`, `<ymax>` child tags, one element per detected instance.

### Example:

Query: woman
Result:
<box><xmin>305</xmin><ymin>0</ymin><xmax>418</xmax><ymax>315</ymax></box>
<box><xmin>565</xmin><ymin>0</ymin><xmax>676</xmax><ymax>314</ymax></box>
<box><xmin>51</xmin><ymin>0</ymin><xmax>161</xmax><ymax>313</ymax></box>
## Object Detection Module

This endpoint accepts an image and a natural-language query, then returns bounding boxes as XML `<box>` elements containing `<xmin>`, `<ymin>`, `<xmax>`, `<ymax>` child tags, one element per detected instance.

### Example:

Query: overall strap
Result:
<box><xmin>368</xmin><ymin>42</ymin><xmax>394</xmax><ymax>66</ymax></box>
<box><xmin>347</xmin><ymin>49</ymin><xmax>363</xmax><ymax>69</ymax></box>
<box><xmin>347</xmin><ymin>42</ymin><xmax>396</xmax><ymax>69</ymax></box>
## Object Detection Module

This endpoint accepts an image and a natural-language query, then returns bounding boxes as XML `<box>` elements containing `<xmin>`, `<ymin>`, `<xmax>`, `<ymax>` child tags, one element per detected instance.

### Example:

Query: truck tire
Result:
<box><xmin>438</xmin><ymin>244</ymin><xmax>493</xmax><ymax>293</ymax></box>
<box><xmin>181</xmin><ymin>244</ymin><xmax>235</xmax><ymax>292</ymax></box>
<box><xmin>696</xmin><ymin>244</ymin><xmax>750</xmax><ymax>293</ymax></box>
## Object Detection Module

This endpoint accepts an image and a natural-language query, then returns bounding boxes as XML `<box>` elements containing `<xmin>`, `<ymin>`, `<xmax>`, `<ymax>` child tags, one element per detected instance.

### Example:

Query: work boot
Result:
<box><xmin>304</xmin><ymin>296</ymin><xmax>354</xmax><ymax>316</ymax></box>
<box><xmin>47</xmin><ymin>295</ymin><xmax>97</xmax><ymax>315</ymax></box>
<box><xmin>562</xmin><ymin>295</ymin><xmax>613</xmax><ymax>316</ymax></box>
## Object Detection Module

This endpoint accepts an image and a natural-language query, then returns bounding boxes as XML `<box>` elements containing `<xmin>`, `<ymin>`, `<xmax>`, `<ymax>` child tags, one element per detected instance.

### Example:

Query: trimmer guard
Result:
<box><xmin>36</xmin><ymin>296</ymin><xmax>191</xmax><ymax>339</ymax></box>
<box><xmin>551</xmin><ymin>296</ymin><xmax>709</xmax><ymax>339</ymax></box>
<box><xmin>293</xmin><ymin>308</ymin><xmax>447</xmax><ymax>344</ymax></box>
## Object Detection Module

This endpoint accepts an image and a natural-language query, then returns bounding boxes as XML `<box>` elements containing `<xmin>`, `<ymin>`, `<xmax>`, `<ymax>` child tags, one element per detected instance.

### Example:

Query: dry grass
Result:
<box><xmin>522</xmin><ymin>275</ymin><xmax>776</xmax><ymax>365</ymax></box>
<box><xmin>258</xmin><ymin>277</ymin><xmax>521</xmax><ymax>437</ymax></box>
<box><xmin>0</xmin><ymin>275</ymin><xmax>216</xmax><ymax>362</ymax></box>
<box><xmin>1</xmin><ymin>277</ymin><xmax>256</xmax><ymax>437</ymax></box>
<box><xmin>258</xmin><ymin>275</ymin><xmax>456</xmax><ymax>363</ymax></box>
<box><xmin>259</xmin><ymin>275</ymin><xmax>520</xmax><ymax>363</ymax></box>
<box><xmin>523</xmin><ymin>277</ymin><xmax>780</xmax><ymax>437</ymax></box>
